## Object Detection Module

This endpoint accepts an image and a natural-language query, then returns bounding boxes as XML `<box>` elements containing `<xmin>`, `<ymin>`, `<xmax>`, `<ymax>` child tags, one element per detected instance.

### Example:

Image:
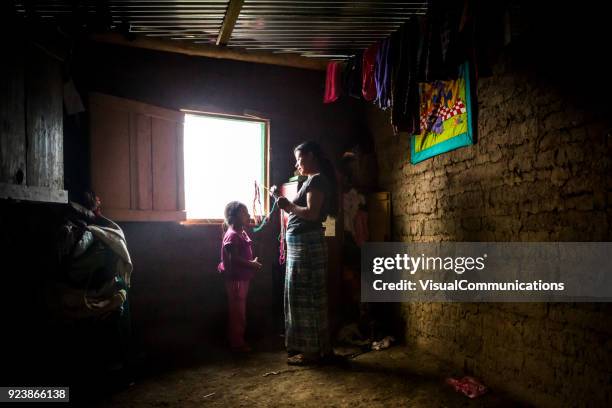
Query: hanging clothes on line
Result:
<box><xmin>438</xmin><ymin>0</ymin><xmax>466</xmax><ymax>80</ymax></box>
<box><xmin>374</xmin><ymin>37</ymin><xmax>393</xmax><ymax>110</ymax></box>
<box><xmin>342</xmin><ymin>52</ymin><xmax>363</xmax><ymax>99</ymax></box>
<box><xmin>416</xmin><ymin>0</ymin><xmax>446</xmax><ymax>83</ymax></box>
<box><xmin>323</xmin><ymin>61</ymin><xmax>343</xmax><ymax>103</ymax></box>
<box><xmin>390</xmin><ymin>20</ymin><xmax>421</xmax><ymax>135</ymax></box>
<box><xmin>417</xmin><ymin>0</ymin><xmax>468</xmax><ymax>82</ymax></box>
<box><xmin>361</xmin><ymin>42</ymin><xmax>379</xmax><ymax>101</ymax></box>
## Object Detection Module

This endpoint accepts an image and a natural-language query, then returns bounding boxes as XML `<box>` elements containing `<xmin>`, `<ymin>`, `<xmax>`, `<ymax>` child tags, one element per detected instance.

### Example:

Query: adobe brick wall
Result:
<box><xmin>366</xmin><ymin>50</ymin><xmax>612</xmax><ymax>407</ymax></box>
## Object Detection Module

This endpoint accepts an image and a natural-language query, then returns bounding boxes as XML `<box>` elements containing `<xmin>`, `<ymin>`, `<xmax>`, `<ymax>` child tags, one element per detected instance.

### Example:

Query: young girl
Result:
<box><xmin>218</xmin><ymin>201</ymin><xmax>262</xmax><ymax>352</ymax></box>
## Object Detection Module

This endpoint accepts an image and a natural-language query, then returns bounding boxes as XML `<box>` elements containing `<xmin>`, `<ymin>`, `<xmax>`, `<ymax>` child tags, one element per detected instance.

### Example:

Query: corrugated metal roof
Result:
<box><xmin>14</xmin><ymin>1</ymin><xmax>427</xmax><ymax>59</ymax></box>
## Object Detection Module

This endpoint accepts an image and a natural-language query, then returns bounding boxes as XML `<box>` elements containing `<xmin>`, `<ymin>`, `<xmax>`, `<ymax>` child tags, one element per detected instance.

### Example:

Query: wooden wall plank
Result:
<box><xmin>90</xmin><ymin>104</ymin><xmax>131</xmax><ymax>209</ymax></box>
<box><xmin>151</xmin><ymin>117</ymin><xmax>178</xmax><ymax>211</ymax></box>
<box><xmin>129</xmin><ymin>113</ymin><xmax>138</xmax><ymax>209</ymax></box>
<box><xmin>136</xmin><ymin>114</ymin><xmax>153</xmax><ymax>210</ymax></box>
<box><xmin>0</xmin><ymin>44</ymin><xmax>26</xmax><ymax>185</ymax></box>
<box><xmin>0</xmin><ymin>182</ymin><xmax>67</xmax><ymax>203</ymax></box>
<box><xmin>26</xmin><ymin>45</ymin><xmax>63</xmax><ymax>189</ymax></box>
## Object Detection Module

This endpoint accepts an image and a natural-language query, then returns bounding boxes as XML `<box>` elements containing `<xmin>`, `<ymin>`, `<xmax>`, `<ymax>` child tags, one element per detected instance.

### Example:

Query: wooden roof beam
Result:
<box><xmin>216</xmin><ymin>0</ymin><xmax>244</xmax><ymax>46</ymax></box>
<box><xmin>91</xmin><ymin>32</ymin><xmax>328</xmax><ymax>71</ymax></box>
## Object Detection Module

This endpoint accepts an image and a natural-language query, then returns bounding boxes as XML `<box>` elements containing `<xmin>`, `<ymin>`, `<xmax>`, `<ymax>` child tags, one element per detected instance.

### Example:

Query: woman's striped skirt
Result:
<box><xmin>284</xmin><ymin>229</ymin><xmax>331</xmax><ymax>355</ymax></box>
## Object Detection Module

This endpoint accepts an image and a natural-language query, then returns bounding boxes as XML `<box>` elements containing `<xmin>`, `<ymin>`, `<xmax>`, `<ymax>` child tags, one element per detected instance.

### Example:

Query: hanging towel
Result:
<box><xmin>324</xmin><ymin>61</ymin><xmax>342</xmax><ymax>103</ymax></box>
<box><xmin>362</xmin><ymin>42</ymin><xmax>379</xmax><ymax>101</ymax></box>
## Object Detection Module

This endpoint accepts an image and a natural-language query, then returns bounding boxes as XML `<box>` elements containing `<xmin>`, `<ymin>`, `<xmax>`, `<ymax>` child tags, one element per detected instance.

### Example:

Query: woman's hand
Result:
<box><xmin>277</xmin><ymin>196</ymin><xmax>292</xmax><ymax>211</ymax></box>
<box><xmin>250</xmin><ymin>257</ymin><xmax>263</xmax><ymax>271</ymax></box>
<box><xmin>278</xmin><ymin>191</ymin><xmax>323</xmax><ymax>221</ymax></box>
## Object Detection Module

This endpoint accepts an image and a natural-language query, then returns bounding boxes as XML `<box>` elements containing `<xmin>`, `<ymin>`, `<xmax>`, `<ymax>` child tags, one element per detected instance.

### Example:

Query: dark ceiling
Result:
<box><xmin>14</xmin><ymin>0</ymin><xmax>428</xmax><ymax>58</ymax></box>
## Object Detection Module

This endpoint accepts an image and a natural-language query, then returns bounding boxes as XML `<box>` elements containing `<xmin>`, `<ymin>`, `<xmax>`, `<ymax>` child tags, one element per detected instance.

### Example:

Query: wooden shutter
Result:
<box><xmin>90</xmin><ymin>93</ymin><xmax>185</xmax><ymax>221</ymax></box>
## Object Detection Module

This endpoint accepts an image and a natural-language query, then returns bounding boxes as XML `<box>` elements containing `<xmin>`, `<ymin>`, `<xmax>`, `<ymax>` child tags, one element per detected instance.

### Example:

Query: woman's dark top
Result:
<box><xmin>286</xmin><ymin>174</ymin><xmax>330</xmax><ymax>235</ymax></box>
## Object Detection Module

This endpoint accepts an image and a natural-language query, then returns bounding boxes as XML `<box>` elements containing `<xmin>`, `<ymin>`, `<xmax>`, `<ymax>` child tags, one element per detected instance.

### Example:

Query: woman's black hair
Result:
<box><xmin>224</xmin><ymin>201</ymin><xmax>247</xmax><ymax>230</ymax></box>
<box><xmin>294</xmin><ymin>141</ymin><xmax>338</xmax><ymax>217</ymax></box>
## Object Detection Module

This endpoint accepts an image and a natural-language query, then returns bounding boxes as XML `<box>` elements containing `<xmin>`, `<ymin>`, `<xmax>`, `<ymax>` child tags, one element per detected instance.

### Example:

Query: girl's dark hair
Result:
<box><xmin>294</xmin><ymin>141</ymin><xmax>338</xmax><ymax>217</ymax></box>
<box><xmin>224</xmin><ymin>201</ymin><xmax>247</xmax><ymax>229</ymax></box>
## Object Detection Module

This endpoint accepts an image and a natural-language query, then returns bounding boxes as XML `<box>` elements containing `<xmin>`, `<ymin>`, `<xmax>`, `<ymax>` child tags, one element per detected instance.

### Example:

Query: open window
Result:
<box><xmin>183</xmin><ymin>112</ymin><xmax>269</xmax><ymax>222</ymax></box>
<box><xmin>89</xmin><ymin>93</ymin><xmax>269</xmax><ymax>223</ymax></box>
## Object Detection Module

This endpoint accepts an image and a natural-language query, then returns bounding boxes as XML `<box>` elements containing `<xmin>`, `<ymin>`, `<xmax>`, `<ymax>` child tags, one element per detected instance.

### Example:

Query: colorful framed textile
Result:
<box><xmin>411</xmin><ymin>62</ymin><xmax>473</xmax><ymax>164</ymax></box>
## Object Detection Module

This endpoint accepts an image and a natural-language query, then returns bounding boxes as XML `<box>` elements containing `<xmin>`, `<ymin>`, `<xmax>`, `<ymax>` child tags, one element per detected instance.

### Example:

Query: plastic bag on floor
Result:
<box><xmin>445</xmin><ymin>376</ymin><xmax>487</xmax><ymax>399</ymax></box>
<box><xmin>371</xmin><ymin>336</ymin><xmax>395</xmax><ymax>351</ymax></box>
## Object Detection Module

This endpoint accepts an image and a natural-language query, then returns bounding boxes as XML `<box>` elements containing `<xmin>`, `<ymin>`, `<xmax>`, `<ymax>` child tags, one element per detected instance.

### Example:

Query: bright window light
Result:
<box><xmin>184</xmin><ymin>113</ymin><xmax>267</xmax><ymax>220</ymax></box>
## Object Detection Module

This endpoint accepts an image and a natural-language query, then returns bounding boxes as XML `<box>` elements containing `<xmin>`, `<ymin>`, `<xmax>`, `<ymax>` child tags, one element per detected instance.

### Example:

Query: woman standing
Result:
<box><xmin>277</xmin><ymin>141</ymin><xmax>338</xmax><ymax>365</ymax></box>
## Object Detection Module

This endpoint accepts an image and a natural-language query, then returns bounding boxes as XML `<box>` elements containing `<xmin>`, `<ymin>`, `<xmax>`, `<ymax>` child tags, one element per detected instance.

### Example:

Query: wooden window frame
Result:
<box><xmin>179</xmin><ymin>109</ymin><xmax>270</xmax><ymax>226</ymax></box>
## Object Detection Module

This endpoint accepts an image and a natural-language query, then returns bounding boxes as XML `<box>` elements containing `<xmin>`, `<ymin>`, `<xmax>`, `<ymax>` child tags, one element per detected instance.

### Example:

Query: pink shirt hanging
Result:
<box><xmin>362</xmin><ymin>42</ymin><xmax>380</xmax><ymax>101</ymax></box>
<box><xmin>324</xmin><ymin>61</ymin><xmax>342</xmax><ymax>103</ymax></box>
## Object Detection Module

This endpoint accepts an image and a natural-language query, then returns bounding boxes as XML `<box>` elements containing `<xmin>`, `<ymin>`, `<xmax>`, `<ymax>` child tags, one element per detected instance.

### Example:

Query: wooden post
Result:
<box><xmin>217</xmin><ymin>0</ymin><xmax>244</xmax><ymax>46</ymax></box>
<box><xmin>91</xmin><ymin>33</ymin><xmax>328</xmax><ymax>71</ymax></box>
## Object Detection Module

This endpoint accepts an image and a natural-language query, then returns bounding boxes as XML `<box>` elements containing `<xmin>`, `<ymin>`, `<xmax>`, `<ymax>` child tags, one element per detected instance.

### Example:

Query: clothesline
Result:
<box><xmin>323</xmin><ymin>0</ymin><xmax>498</xmax><ymax>136</ymax></box>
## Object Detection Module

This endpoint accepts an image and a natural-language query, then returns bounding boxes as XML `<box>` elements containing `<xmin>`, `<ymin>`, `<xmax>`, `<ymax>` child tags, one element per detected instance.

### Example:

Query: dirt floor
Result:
<box><xmin>84</xmin><ymin>342</ymin><xmax>524</xmax><ymax>408</ymax></box>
